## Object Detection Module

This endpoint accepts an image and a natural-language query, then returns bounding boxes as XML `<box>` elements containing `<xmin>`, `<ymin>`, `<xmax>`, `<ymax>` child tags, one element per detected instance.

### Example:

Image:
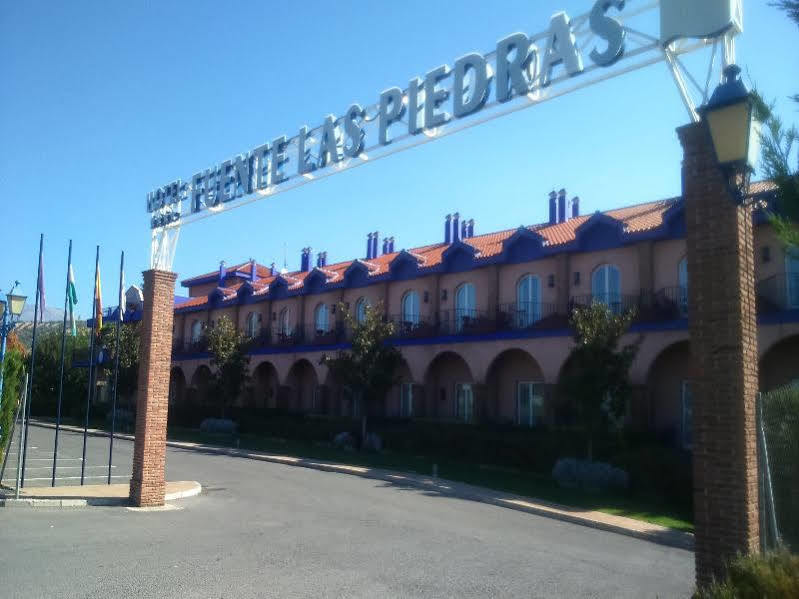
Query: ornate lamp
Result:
<box><xmin>701</xmin><ymin>64</ymin><xmax>761</xmax><ymax>203</ymax></box>
<box><xmin>7</xmin><ymin>293</ymin><xmax>27</xmax><ymax>319</ymax></box>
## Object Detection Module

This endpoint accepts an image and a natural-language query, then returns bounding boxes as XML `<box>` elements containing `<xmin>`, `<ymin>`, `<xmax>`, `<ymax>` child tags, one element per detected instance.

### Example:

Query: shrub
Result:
<box><xmin>552</xmin><ymin>458</ymin><xmax>629</xmax><ymax>492</ymax></box>
<box><xmin>693</xmin><ymin>550</ymin><xmax>799</xmax><ymax>598</ymax></box>
<box><xmin>200</xmin><ymin>418</ymin><xmax>237</xmax><ymax>434</ymax></box>
<box><xmin>1</xmin><ymin>349</ymin><xmax>25</xmax><ymax>458</ymax></box>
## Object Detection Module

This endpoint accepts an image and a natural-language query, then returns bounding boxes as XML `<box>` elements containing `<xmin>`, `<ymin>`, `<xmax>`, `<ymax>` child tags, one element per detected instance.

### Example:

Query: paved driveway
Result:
<box><xmin>0</xmin><ymin>425</ymin><xmax>694</xmax><ymax>598</ymax></box>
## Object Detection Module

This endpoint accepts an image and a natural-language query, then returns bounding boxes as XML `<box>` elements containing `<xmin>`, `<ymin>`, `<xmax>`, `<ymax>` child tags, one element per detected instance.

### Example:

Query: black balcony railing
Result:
<box><xmin>172</xmin><ymin>336</ymin><xmax>208</xmax><ymax>355</ymax></box>
<box><xmin>758</xmin><ymin>273</ymin><xmax>799</xmax><ymax>314</ymax></box>
<box><xmin>496</xmin><ymin>302</ymin><xmax>565</xmax><ymax>330</ymax></box>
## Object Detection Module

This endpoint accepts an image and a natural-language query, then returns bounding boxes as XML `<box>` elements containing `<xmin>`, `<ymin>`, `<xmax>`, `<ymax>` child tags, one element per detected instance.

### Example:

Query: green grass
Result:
<box><xmin>166</xmin><ymin>426</ymin><xmax>694</xmax><ymax>533</ymax></box>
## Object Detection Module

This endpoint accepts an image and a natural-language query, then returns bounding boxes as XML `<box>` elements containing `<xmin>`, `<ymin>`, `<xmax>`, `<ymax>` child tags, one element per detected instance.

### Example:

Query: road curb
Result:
<box><xmin>29</xmin><ymin>421</ymin><xmax>693</xmax><ymax>548</ymax></box>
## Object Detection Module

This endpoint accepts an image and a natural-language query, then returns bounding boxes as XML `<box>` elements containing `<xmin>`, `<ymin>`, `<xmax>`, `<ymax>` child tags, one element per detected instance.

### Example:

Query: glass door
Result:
<box><xmin>456</xmin><ymin>383</ymin><xmax>474</xmax><ymax>422</ymax></box>
<box><xmin>517</xmin><ymin>382</ymin><xmax>544</xmax><ymax>427</ymax></box>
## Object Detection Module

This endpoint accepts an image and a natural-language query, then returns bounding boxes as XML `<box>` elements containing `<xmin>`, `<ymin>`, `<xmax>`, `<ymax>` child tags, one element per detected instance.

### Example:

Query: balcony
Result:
<box><xmin>172</xmin><ymin>336</ymin><xmax>208</xmax><ymax>355</ymax></box>
<box><xmin>757</xmin><ymin>273</ymin><xmax>799</xmax><ymax>314</ymax></box>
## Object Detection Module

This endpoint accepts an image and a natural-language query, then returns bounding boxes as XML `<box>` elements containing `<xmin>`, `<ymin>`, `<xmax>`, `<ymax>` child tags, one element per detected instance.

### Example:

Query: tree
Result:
<box><xmin>756</xmin><ymin>1</ymin><xmax>799</xmax><ymax>248</ymax></box>
<box><xmin>321</xmin><ymin>301</ymin><xmax>404</xmax><ymax>445</ymax></box>
<box><xmin>29</xmin><ymin>328</ymin><xmax>90</xmax><ymax>420</ymax></box>
<box><xmin>1</xmin><ymin>347</ymin><xmax>26</xmax><ymax>459</ymax></box>
<box><xmin>206</xmin><ymin>315</ymin><xmax>250</xmax><ymax>418</ymax></box>
<box><xmin>98</xmin><ymin>321</ymin><xmax>141</xmax><ymax>406</ymax></box>
<box><xmin>557</xmin><ymin>303</ymin><xmax>639</xmax><ymax>461</ymax></box>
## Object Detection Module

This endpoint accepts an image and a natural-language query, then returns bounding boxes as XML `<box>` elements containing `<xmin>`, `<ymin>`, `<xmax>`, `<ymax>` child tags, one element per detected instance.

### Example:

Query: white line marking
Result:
<box><xmin>21</xmin><ymin>475</ymin><xmax>130</xmax><ymax>482</ymax></box>
<box><xmin>23</xmin><ymin>466</ymin><xmax>116</xmax><ymax>471</ymax></box>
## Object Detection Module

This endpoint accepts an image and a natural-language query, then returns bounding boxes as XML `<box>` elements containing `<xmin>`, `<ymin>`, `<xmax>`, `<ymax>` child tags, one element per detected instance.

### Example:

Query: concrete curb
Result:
<box><xmin>29</xmin><ymin>421</ymin><xmax>693</xmax><ymax>549</ymax></box>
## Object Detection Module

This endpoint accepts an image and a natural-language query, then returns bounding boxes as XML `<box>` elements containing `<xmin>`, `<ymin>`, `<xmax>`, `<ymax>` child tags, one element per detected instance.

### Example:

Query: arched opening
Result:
<box><xmin>189</xmin><ymin>365</ymin><xmax>213</xmax><ymax>407</ymax></box>
<box><xmin>423</xmin><ymin>351</ymin><xmax>474</xmax><ymax>421</ymax></box>
<box><xmin>760</xmin><ymin>335</ymin><xmax>799</xmax><ymax>392</ymax></box>
<box><xmin>454</xmin><ymin>282</ymin><xmax>476</xmax><ymax>332</ymax></box>
<box><xmin>169</xmin><ymin>367</ymin><xmax>186</xmax><ymax>406</ymax></box>
<box><xmin>592</xmin><ymin>264</ymin><xmax>621</xmax><ymax>313</ymax></box>
<box><xmin>285</xmin><ymin>359</ymin><xmax>319</xmax><ymax>413</ymax></box>
<box><xmin>252</xmin><ymin>361</ymin><xmax>279</xmax><ymax>409</ymax></box>
<box><xmin>245</xmin><ymin>311</ymin><xmax>262</xmax><ymax>339</ymax></box>
<box><xmin>516</xmin><ymin>274</ymin><xmax>542</xmax><ymax>327</ymax></box>
<box><xmin>387</xmin><ymin>359</ymin><xmax>416</xmax><ymax>418</ymax></box>
<box><xmin>355</xmin><ymin>297</ymin><xmax>369</xmax><ymax>325</ymax></box>
<box><xmin>646</xmin><ymin>341</ymin><xmax>694</xmax><ymax>448</ymax></box>
<box><xmin>485</xmin><ymin>349</ymin><xmax>545</xmax><ymax>426</ymax></box>
<box><xmin>401</xmin><ymin>290</ymin><xmax>420</xmax><ymax>325</ymax></box>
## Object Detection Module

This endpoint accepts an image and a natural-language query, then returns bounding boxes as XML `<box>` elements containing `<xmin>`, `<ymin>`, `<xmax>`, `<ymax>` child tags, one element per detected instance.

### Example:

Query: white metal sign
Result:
<box><xmin>149</xmin><ymin>0</ymin><xmax>743</xmax><ymax>269</ymax></box>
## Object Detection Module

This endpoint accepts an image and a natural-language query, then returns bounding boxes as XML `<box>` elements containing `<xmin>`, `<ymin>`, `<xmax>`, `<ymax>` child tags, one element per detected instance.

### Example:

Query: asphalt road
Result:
<box><xmin>0</xmin><ymin>425</ymin><xmax>694</xmax><ymax>598</ymax></box>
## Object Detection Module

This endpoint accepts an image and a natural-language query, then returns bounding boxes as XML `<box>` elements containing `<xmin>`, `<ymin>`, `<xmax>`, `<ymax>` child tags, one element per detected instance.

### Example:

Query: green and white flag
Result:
<box><xmin>67</xmin><ymin>264</ymin><xmax>78</xmax><ymax>336</ymax></box>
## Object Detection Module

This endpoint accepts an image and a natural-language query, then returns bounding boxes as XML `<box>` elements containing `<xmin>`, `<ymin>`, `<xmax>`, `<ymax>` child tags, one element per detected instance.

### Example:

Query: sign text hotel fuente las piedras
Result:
<box><xmin>147</xmin><ymin>0</ymin><xmax>743</xmax><ymax>232</ymax></box>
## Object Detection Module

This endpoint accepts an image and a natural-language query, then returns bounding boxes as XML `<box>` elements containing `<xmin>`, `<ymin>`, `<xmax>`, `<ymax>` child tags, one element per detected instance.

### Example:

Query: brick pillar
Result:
<box><xmin>130</xmin><ymin>269</ymin><xmax>177</xmax><ymax>507</ymax></box>
<box><xmin>678</xmin><ymin>122</ymin><xmax>759</xmax><ymax>586</ymax></box>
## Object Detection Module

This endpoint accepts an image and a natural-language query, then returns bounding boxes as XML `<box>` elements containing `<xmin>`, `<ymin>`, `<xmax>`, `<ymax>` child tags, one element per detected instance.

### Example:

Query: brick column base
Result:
<box><xmin>130</xmin><ymin>269</ymin><xmax>177</xmax><ymax>507</ymax></box>
<box><xmin>678</xmin><ymin>123</ymin><xmax>760</xmax><ymax>587</ymax></box>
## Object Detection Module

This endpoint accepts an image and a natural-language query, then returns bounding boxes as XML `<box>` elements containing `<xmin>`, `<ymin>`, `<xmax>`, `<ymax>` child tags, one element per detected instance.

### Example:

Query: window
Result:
<box><xmin>787</xmin><ymin>251</ymin><xmax>799</xmax><ymax>309</ymax></box>
<box><xmin>401</xmin><ymin>291</ymin><xmax>420</xmax><ymax>325</ymax></box>
<box><xmin>314</xmin><ymin>303</ymin><xmax>329</xmax><ymax>333</ymax></box>
<box><xmin>516</xmin><ymin>275</ymin><xmax>541</xmax><ymax>327</ymax></box>
<box><xmin>190</xmin><ymin>320</ymin><xmax>203</xmax><ymax>343</ymax></box>
<box><xmin>681</xmin><ymin>381</ymin><xmax>693</xmax><ymax>449</ymax></box>
<box><xmin>400</xmin><ymin>383</ymin><xmax>414</xmax><ymax>418</ymax></box>
<box><xmin>591</xmin><ymin>264</ymin><xmax>621</xmax><ymax>313</ymax></box>
<box><xmin>455</xmin><ymin>283</ymin><xmax>476</xmax><ymax>332</ymax></box>
<box><xmin>245</xmin><ymin>312</ymin><xmax>261</xmax><ymax>338</ymax></box>
<box><xmin>456</xmin><ymin>383</ymin><xmax>474</xmax><ymax>423</ymax></box>
<box><xmin>355</xmin><ymin>297</ymin><xmax>369</xmax><ymax>324</ymax></box>
<box><xmin>278</xmin><ymin>307</ymin><xmax>291</xmax><ymax>337</ymax></box>
<box><xmin>517</xmin><ymin>382</ymin><xmax>544</xmax><ymax>427</ymax></box>
<box><xmin>678</xmin><ymin>258</ymin><xmax>689</xmax><ymax>317</ymax></box>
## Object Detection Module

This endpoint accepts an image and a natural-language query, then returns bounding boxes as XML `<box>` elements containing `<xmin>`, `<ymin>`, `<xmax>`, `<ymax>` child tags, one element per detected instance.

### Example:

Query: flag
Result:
<box><xmin>95</xmin><ymin>263</ymin><xmax>103</xmax><ymax>331</ymax></box>
<box><xmin>67</xmin><ymin>264</ymin><xmax>78</xmax><ymax>336</ymax></box>
<box><xmin>37</xmin><ymin>248</ymin><xmax>46</xmax><ymax>322</ymax></box>
<box><xmin>118</xmin><ymin>268</ymin><xmax>125</xmax><ymax>323</ymax></box>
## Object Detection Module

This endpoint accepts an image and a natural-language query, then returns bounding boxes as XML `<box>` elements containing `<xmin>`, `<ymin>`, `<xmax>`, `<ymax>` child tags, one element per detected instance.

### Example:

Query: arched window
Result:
<box><xmin>278</xmin><ymin>307</ymin><xmax>291</xmax><ymax>338</ymax></box>
<box><xmin>455</xmin><ymin>283</ymin><xmax>476</xmax><ymax>332</ymax></box>
<box><xmin>190</xmin><ymin>320</ymin><xmax>203</xmax><ymax>343</ymax></box>
<box><xmin>355</xmin><ymin>297</ymin><xmax>369</xmax><ymax>325</ymax></box>
<box><xmin>245</xmin><ymin>312</ymin><xmax>261</xmax><ymax>338</ymax></box>
<box><xmin>592</xmin><ymin>264</ymin><xmax>621</xmax><ymax>313</ymax></box>
<box><xmin>401</xmin><ymin>291</ymin><xmax>420</xmax><ymax>325</ymax></box>
<box><xmin>516</xmin><ymin>275</ymin><xmax>541</xmax><ymax>328</ymax></box>
<box><xmin>314</xmin><ymin>303</ymin><xmax>329</xmax><ymax>333</ymax></box>
<box><xmin>678</xmin><ymin>257</ymin><xmax>689</xmax><ymax>316</ymax></box>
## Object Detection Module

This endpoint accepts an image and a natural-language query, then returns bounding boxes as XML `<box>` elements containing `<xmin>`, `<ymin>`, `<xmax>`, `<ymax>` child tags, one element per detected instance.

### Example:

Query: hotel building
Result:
<box><xmin>166</xmin><ymin>183</ymin><xmax>799</xmax><ymax>448</ymax></box>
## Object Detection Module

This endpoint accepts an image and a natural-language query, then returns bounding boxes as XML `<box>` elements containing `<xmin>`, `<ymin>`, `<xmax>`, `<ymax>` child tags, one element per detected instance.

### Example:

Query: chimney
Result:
<box><xmin>549</xmin><ymin>191</ymin><xmax>558</xmax><ymax>225</ymax></box>
<box><xmin>322</xmin><ymin>251</ymin><xmax>327</xmax><ymax>267</ymax></box>
<box><xmin>382</xmin><ymin>237</ymin><xmax>389</xmax><ymax>255</ymax></box>
<box><xmin>366</xmin><ymin>233</ymin><xmax>373</xmax><ymax>259</ymax></box>
<box><xmin>218</xmin><ymin>261</ymin><xmax>226</xmax><ymax>285</ymax></box>
<box><xmin>316</xmin><ymin>251</ymin><xmax>324</xmax><ymax>268</ymax></box>
<box><xmin>301</xmin><ymin>248</ymin><xmax>311</xmax><ymax>272</ymax></box>
<box><xmin>372</xmin><ymin>231</ymin><xmax>379</xmax><ymax>259</ymax></box>
<box><xmin>250</xmin><ymin>259</ymin><xmax>257</xmax><ymax>282</ymax></box>
<box><xmin>388</xmin><ymin>237</ymin><xmax>395</xmax><ymax>253</ymax></box>
<box><xmin>461</xmin><ymin>219</ymin><xmax>468</xmax><ymax>240</ymax></box>
<box><xmin>452</xmin><ymin>212</ymin><xmax>460</xmax><ymax>242</ymax></box>
<box><xmin>571</xmin><ymin>196</ymin><xmax>580</xmax><ymax>218</ymax></box>
<box><xmin>445</xmin><ymin>214</ymin><xmax>452</xmax><ymax>244</ymax></box>
<box><xmin>468</xmin><ymin>219</ymin><xmax>474</xmax><ymax>238</ymax></box>
<box><xmin>270</xmin><ymin>262</ymin><xmax>277</xmax><ymax>276</ymax></box>
<box><xmin>558</xmin><ymin>189</ymin><xmax>569</xmax><ymax>223</ymax></box>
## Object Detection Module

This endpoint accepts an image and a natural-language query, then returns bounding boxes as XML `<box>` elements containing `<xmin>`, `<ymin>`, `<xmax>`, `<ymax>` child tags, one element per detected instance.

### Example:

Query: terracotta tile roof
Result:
<box><xmin>175</xmin><ymin>182</ymin><xmax>776</xmax><ymax>312</ymax></box>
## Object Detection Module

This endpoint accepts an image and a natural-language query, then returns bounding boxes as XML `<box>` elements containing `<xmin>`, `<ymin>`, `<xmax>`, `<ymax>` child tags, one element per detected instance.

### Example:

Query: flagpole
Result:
<box><xmin>108</xmin><ymin>250</ymin><xmax>123</xmax><ymax>484</ymax></box>
<box><xmin>81</xmin><ymin>245</ymin><xmax>99</xmax><ymax>486</ymax></box>
<box><xmin>20</xmin><ymin>233</ymin><xmax>44</xmax><ymax>488</ymax></box>
<box><xmin>51</xmin><ymin>239</ymin><xmax>72</xmax><ymax>487</ymax></box>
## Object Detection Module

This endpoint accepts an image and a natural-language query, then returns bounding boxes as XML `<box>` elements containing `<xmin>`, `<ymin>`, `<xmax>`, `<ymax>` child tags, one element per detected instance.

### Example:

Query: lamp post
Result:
<box><xmin>0</xmin><ymin>282</ymin><xmax>28</xmax><ymax>432</ymax></box>
<box><xmin>701</xmin><ymin>64</ymin><xmax>761</xmax><ymax>203</ymax></box>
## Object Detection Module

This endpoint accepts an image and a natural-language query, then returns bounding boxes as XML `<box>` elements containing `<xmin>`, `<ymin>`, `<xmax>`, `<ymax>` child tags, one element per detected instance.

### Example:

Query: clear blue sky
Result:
<box><xmin>1</xmin><ymin>1</ymin><xmax>796</xmax><ymax>318</ymax></box>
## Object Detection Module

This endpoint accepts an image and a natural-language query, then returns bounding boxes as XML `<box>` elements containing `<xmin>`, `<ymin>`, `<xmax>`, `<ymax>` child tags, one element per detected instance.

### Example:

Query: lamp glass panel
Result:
<box><xmin>706</xmin><ymin>101</ymin><xmax>750</xmax><ymax>166</ymax></box>
<box><xmin>747</xmin><ymin>117</ymin><xmax>762</xmax><ymax>171</ymax></box>
<box><xmin>8</xmin><ymin>294</ymin><xmax>27</xmax><ymax>316</ymax></box>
